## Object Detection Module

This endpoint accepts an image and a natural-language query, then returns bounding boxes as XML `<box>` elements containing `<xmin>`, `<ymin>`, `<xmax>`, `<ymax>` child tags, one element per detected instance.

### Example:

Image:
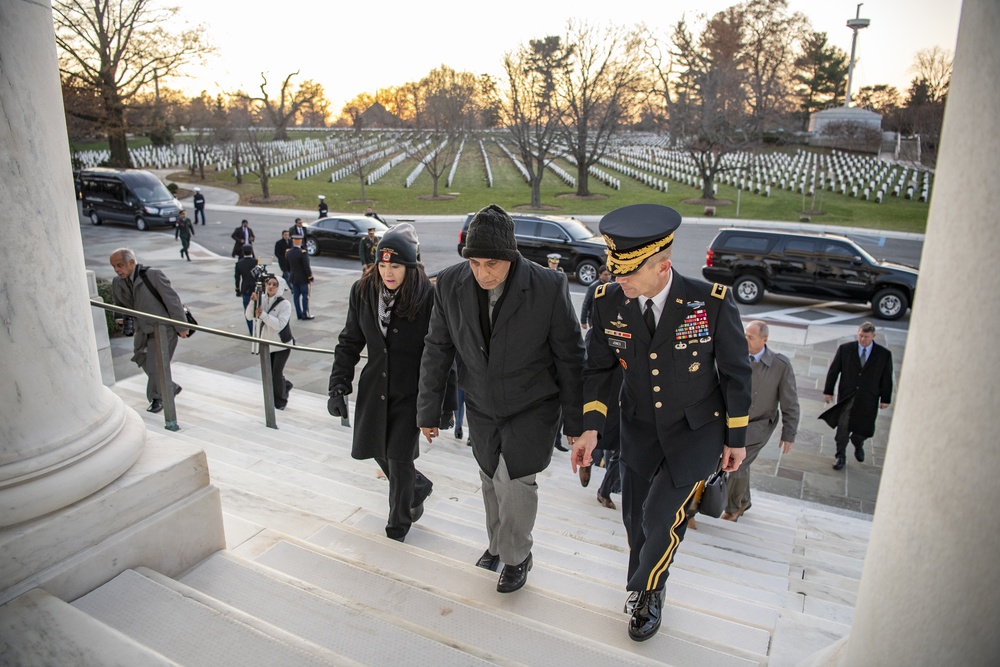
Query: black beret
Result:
<box><xmin>599</xmin><ymin>204</ymin><xmax>681</xmax><ymax>276</ymax></box>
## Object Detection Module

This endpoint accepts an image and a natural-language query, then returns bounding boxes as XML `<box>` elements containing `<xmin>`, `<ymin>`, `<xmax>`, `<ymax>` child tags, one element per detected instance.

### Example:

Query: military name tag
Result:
<box><xmin>605</xmin><ymin>329</ymin><xmax>632</xmax><ymax>339</ymax></box>
<box><xmin>608</xmin><ymin>338</ymin><xmax>627</xmax><ymax>350</ymax></box>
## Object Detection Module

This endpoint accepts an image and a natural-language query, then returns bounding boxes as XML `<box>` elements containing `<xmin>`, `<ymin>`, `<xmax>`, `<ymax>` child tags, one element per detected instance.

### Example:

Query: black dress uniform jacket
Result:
<box><xmin>329</xmin><ymin>280</ymin><xmax>436</xmax><ymax>462</ymax></box>
<box><xmin>417</xmin><ymin>256</ymin><xmax>585</xmax><ymax>480</ymax></box>
<box><xmin>584</xmin><ymin>273</ymin><xmax>752</xmax><ymax>486</ymax></box>
<box><xmin>823</xmin><ymin>341</ymin><xmax>893</xmax><ymax>439</ymax></box>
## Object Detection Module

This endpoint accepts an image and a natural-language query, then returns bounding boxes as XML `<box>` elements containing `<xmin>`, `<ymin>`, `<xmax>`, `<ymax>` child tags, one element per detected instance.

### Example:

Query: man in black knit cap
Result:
<box><xmin>417</xmin><ymin>204</ymin><xmax>585</xmax><ymax>595</ymax></box>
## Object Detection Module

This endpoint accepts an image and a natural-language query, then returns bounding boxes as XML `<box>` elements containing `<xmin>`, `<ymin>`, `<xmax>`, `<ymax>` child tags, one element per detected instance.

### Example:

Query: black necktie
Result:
<box><xmin>861</xmin><ymin>348</ymin><xmax>868</xmax><ymax>367</ymax></box>
<box><xmin>643</xmin><ymin>299</ymin><xmax>656</xmax><ymax>336</ymax></box>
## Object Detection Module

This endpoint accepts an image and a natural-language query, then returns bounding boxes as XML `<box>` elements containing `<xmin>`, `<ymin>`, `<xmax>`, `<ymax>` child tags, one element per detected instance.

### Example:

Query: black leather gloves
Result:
<box><xmin>327</xmin><ymin>384</ymin><xmax>350</xmax><ymax>418</ymax></box>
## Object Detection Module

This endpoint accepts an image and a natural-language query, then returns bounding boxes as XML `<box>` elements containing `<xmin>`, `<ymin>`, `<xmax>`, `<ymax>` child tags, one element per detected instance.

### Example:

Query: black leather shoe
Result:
<box><xmin>496</xmin><ymin>553</ymin><xmax>532</xmax><ymax>593</ymax></box>
<box><xmin>455</xmin><ymin>426</ymin><xmax>463</xmax><ymax>439</ymax></box>
<box><xmin>475</xmin><ymin>549</ymin><xmax>500</xmax><ymax>572</ymax></box>
<box><xmin>410</xmin><ymin>502</ymin><xmax>424</xmax><ymax>523</ymax></box>
<box><xmin>579</xmin><ymin>465</ymin><xmax>591</xmax><ymax>487</ymax></box>
<box><xmin>174</xmin><ymin>385</ymin><xmax>182</xmax><ymax>396</ymax></box>
<box><xmin>833</xmin><ymin>455</ymin><xmax>846</xmax><ymax>470</ymax></box>
<box><xmin>628</xmin><ymin>590</ymin><xmax>663</xmax><ymax>642</ymax></box>
<box><xmin>302</xmin><ymin>315</ymin><xmax>315</xmax><ymax>320</ymax></box>
<box><xmin>554</xmin><ymin>442</ymin><xmax>569</xmax><ymax>452</ymax></box>
<box><xmin>597</xmin><ymin>492</ymin><xmax>616</xmax><ymax>510</ymax></box>
<box><xmin>623</xmin><ymin>591</ymin><xmax>640</xmax><ymax>614</ymax></box>
<box><xmin>147</xmin><ymin>399</ymin><xmax>163</xmax><ymax>413</ymax></box>
<box><xmin>854</xmin><ymin>446</ymin><xmax>865</xmax><ymax>462</ymax></box>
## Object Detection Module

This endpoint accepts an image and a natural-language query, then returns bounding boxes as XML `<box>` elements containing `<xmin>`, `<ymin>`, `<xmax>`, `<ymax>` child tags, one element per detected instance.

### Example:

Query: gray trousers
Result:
<box><xmin>726</xmin><ymin>439</ymin><xmax>766</xmax><ymax>514</ymax></box>
<box><xmin>134</xmin><ymin>329</ymin><xmax>180</xmax><ymax>401</ymax></box>
<box><xmin>480</xmin><ymin>453</ymin><xmax>537</xmax><ymax>566</ymax></box>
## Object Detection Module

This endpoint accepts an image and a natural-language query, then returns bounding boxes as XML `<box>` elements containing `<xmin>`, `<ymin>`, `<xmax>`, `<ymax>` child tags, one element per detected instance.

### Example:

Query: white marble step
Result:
<box><xmin>254</xmin><ymin>536</ymin><xmax>758</xmax><ymax>667</ymax></box>
<box><xmin>0</xmin><ymin>588</ymin><xmax>179</xmax><ymax>667</ymax></box>
<box><xmin>179</xmin><ymin>552</ymin><xmax>499</xmax><ymax>666</ymax></box>
<box><xmin>347</xmin><ymin>510</ymin><xmax>773</xmax><ymax>654</ymax></box>
<box><xmin>71</xmin><ymin>568</ymin><xmax>355</xmax><ymax>666</ymax></box>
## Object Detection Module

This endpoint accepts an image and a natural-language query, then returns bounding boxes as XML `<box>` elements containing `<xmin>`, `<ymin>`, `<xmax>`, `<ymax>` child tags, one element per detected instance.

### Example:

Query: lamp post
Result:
<box><xmin>844</xmin><ymin>3</ymin><xmax>871</xmax><ymax>107</ymax></box>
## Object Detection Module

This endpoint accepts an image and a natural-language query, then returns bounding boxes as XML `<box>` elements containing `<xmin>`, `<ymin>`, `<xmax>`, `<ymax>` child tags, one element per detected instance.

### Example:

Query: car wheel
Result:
<box><xmin>135</xmin><ymin>216</ymin><xmax>148</xmax><ymax>232</ymax></box>
<box><xmin>306</xmin><ymin>238</ymin><xmax>319</xmax><ymax>256</ymax></box>
<box><xmin>89</xmin><ymin>210</ymin><xmax>102</xmax><ymax>226</ymax></box>
<box><xmin>872</xmin><ymin>287</ymin><xmax>908</xmax><ymax>320</ymax></box>
<box><xmin>575</xmin><ymin>259</ymin><xmax>600</xmax><ymax>287</ymax></box>
<box><xmin>733</xmin><ymin>274</ymin><xmax>764</xmax><ymax>304</ymax></box>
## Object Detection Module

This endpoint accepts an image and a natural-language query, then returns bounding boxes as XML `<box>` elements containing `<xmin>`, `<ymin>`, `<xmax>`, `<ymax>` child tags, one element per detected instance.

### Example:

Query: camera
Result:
<box><xmin>251</xmin><ymin>263</ymin><xmax>274</xmax><ymax>301</ymax></box>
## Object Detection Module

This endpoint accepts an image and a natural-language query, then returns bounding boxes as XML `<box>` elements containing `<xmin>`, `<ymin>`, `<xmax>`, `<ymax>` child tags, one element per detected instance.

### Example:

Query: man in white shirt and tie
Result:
<box><xmin>823</xmin><ymin>322</ymin><xmax>894</xmax><ymax>471</ymax></box>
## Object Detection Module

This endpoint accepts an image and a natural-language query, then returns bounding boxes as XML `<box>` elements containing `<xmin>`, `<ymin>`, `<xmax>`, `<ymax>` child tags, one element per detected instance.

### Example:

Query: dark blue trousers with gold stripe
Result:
<box><xmin>622</xmin><ymin>458</ymin><xmax>700</xmax><ymax>592</ymax></box>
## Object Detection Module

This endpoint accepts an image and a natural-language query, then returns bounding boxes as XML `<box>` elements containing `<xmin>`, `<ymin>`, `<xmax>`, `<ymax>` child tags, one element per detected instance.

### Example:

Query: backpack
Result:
<box><xmin>267</xmin><ymin>296</ymin><xmax>294</xmax><ymax>344</ymax></box>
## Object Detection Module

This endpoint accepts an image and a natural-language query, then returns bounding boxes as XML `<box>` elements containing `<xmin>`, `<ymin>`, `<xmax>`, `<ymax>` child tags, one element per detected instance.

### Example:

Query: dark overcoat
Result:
<box><xmin>416</xmin><ymin>256</ymin><xmax>585</xmax><ymax>480</ymax></box>
<box><xmin>823</xmin><ymin>340</ymin><xmax>893</xmax><ymax>439</ymax></box>
<box><xmin>112</xmin><ymin>264</ymin><xmax>187</xmax><ymax>366</ymax></box>
<box><xmin>330</xmin><ymin>279</ymin><xmax>435</xmax><ymax>462</ymax></box>
<box><xmin>286</xmin><ymin>246</ymin><xmax>312</xmax><ymax>286</ymax></box>
<box><xmin>230</xmin><ymin>225</ymin><xmax>255</xmax><ymax>257</ymax></box>
<box><xmin>583</xmin><ymin>273</ymin><xmax>752</xmax><ymax>487</ymax></box>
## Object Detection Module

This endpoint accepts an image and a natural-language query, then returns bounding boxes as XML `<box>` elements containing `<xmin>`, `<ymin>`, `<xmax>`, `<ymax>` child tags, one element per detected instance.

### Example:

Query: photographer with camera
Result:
<box><xmin>246</xmin><ymin>273</ymin><xmax>294</xmax><ymax>410</ymax></box>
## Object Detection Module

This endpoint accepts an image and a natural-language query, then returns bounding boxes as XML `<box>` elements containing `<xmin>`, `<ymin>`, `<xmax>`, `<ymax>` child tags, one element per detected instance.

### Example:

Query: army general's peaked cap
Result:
<box><xmin>599</xmin><ymin>204</ymin><xmax>682</xmax><ymax>276</ymax></box>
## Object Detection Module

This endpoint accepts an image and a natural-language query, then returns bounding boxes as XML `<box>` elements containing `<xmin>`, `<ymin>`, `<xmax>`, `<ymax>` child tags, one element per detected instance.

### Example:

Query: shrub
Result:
<box><xmin>96</xmin><ymin>278</ymin><xmax>122</xmax><ymax>336</ymax></box>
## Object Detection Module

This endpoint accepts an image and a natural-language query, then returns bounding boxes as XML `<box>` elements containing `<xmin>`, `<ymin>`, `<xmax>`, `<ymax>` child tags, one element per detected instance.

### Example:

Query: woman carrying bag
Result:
<box><xmin>327</xmin><ymin>223</ymin><xmax>451</xmax><ymax>542</ymax></box>
<box><xmin>247</xmin><ymin>275</ymin><xmax>294</xmax><ymax>410</ymax></box>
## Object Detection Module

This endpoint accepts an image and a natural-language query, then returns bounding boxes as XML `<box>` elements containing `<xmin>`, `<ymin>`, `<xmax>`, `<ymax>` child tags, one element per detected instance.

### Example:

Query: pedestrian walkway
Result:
<box><xmin>83</xmin><ymin>219</ymin><xmax>900</xmax><ymax>518</ymax></box>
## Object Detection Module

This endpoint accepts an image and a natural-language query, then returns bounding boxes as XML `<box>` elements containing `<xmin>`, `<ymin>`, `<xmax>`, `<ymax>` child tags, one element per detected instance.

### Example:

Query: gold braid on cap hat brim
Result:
<box><xmin>605</xmin><ymin>233</ymin><xmax>674</xmax><ymax>275</ymax></box>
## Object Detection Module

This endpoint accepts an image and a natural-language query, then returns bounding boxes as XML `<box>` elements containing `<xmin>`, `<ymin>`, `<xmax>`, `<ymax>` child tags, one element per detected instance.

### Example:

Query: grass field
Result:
<box><xmin>80</xmin><ymin>135</ymin><xmax>932</xmax><ymax>233</ymax></box>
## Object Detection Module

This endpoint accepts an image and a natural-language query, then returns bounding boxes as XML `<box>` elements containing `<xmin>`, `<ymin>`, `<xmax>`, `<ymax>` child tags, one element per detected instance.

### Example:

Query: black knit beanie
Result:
<box><xmin>377</xmin><ymin>222</ymin><xmax>419</xmax><ymax>267</ymax></box>
<box><xmin>462</xmin><ymin>204</ymin><xmax>519</xmax><ymax>261</ymax></box>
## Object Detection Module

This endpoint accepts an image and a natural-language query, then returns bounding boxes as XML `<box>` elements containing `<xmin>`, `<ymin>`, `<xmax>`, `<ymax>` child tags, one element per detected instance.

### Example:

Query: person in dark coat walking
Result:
<box><xmin>822</xmin><ymin>321</ymin><xmax>893</xmax><ymax>470</ymax></box>
<box><xmin>192</xmin><ymin>187</ymin><xmax>206</xmax><ymax>225</ymax></box>
<box><xmin>417</xmin><ymin>204</ymin><xmax>585</xmax><ymax>595</ymax></box>
<box><xmin>328</xmin><ymin>223</ymin><xmax>446</xmax><ymax>542</ymax></box>
<box><xmin>288</xmin><ymin>218</ymin><xmax>306</xmax><ymax>239</ymax></box>
<box><xmin>230</xmin><ymin>220</ymin><xmax>255</xmax><ymax>258</ymax></box>
<box><xmin>174</xmin><ymin>210</ymin><xmax>195</xmax><ymax>261</ymax></box>
<box><xmin>317</xmin><ymin>195</ymin><xmax>328</xmax><ymax>218</ymax></box>
<box><xmin>234</xmin><ymin>244</ymin><xmax>258</xmax><ymax>334</ymax></box>
<box><xmin>573</xmin><ymin>204</ymin><xmax>752</xmax><ymax>642</ymax></box>
<box><xmin>286</xmin><ymin>236</ymin><xmax>314</xmax><ymax>320</ymax></box>
<box><xmin>274</xmin><ymin>230</ymin><xmax>293</xmax><ymax>286</ymax></box>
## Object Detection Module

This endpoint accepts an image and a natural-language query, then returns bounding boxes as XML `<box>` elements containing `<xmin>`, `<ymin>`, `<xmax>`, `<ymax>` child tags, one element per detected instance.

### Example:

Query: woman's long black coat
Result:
<box><xmin>329</xmin><ymin>279</ymin><xmax>434</xmax><ymax>462</ymax></box>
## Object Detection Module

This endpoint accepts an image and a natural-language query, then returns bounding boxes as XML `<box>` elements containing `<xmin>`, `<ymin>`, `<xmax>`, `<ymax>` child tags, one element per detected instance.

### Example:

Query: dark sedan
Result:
<box><xmin>304</xmin><ymin>216</ymin><xmax>389</xmax><ymax>258</ymax></box>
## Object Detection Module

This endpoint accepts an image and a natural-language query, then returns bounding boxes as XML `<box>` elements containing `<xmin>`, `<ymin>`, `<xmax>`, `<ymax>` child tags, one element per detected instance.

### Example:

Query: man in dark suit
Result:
<box><xmin>288</xmin><ymin>218</ymin><xmax>306</xmax><ymax>239</ymax></box>
<box><xmin>286</xmin><ymin>235</ymin><xmax>314</xmax><ymax>320</ymax></box>
<box><xmin>823</xmin><ymin>321</ymin><xmax>893</xmax><ymax>470</ymax></box>
<box><xmin>725</xmin><ymin>320</ymin><xmax>799</xmax><ymax>521</ymax></box>
<box><xmin>573</xmin><ymin>204</ymin><xmax>751</xmax><ymax>642</ymax></box>
<box><xmin>417</xmin><ymin>204</ymin><xmax>584</xmax><ymax>595</ymax></box>
<box><xmin>110</xmin><ymin>248</ymin><xmax>190</xmax><ymax>413</ymax></box>
<box><xmin>230</xmin><ymin>220</ymin><xmax>255</xmax><ymax>258</ymax></box>
<box><xmin>234</xmin><ymin>244</ymin><xmax>258</xmax><ymax>335</ymax></box>
<box><xmin>274</xmin><ymin>230</ymin><xmax>293</xmax><ymax>286</ymax></box>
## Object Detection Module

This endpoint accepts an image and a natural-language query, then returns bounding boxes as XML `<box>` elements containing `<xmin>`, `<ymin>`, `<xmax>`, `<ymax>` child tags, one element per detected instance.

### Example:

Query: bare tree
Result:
<box><xmin>410</xmin><ymin>66</ymin><xmax>479</xmax><ymax>196</ymax></box>
<box><xmin>240</xmin><ymin>72</ymin><xmax>320</xmax><ymax>140</ymax></box>
<box><xmin>558</xmin><ymin>20</ymin><xmax>645</xmax><ymax>196</ymax></box>
<box><xmin>909</xmin><ymin>46</ymin><xmax>953</xmax><ymax>104</ymax></box>
<box><xmin>53</xmin><ymin>0</ymin><xmax>211</xmax><ymax>167</ymax></box>
<box><xmin>495</xmin><ymin>36</ymin><xmax>573</xmax><ymax>208</ymax></box>
<box><xmin>180</xmin><ymin>92</ymin><xmax>219</xmax><ymax>180</ymax></box>
<box><xmin>740</xmin><ymin>0</ymin><xmax>807</xmax><ymax>129</ymax></box>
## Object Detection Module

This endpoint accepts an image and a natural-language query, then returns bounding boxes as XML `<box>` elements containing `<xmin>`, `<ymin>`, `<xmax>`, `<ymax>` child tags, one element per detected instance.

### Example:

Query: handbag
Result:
<box><xmin>139</xmin><ymin>267</ymin><xmax>197</xmax><ymax>337</ymax></box>
<box><xmin>697</xmin><ymin>468</ymin><xmax>729</xmax><ymax>518</ymax></box>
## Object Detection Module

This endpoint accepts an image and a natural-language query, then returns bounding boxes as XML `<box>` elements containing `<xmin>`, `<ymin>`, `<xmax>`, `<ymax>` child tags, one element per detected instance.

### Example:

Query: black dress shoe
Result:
<box><xmin>597</xmin><ymin>492</ymin><xmax>617</xmax><ymax>510</ymax></box>
<box><xmin>623</xmin><ymin>590</ymin><xmax>640</xmax><ymax>614</ymax></box>
<box><xmin>854</xmin><ymin>446</ymin><xmax>865</xmax><ymax>462</ymax></box>
<box><xmin>475</xmin><ymin>549</ymin><xmax>500</xmax><ymax>572</ymax></box>
<box><xmin>833</xmin><ymin>455</ymin><xmax>846</xmax><ymax>470</ymax></box>
<box><xmin>147</xmin><ymin>399</ymin><xmax>163</xmax><ymax>413</ymax></box>
<box><xmin>302</xmin><ymin>315</ymin><xmax>315</xmax><ymax>320</ymax></box>
<box><xmin>628</xmin><ymin>590</ymin><xmax>663</xmax><ymax>642</ymax></box>
<box><xmin>455</xmin><ymin>426</ymin><xmax>463</xmax><ymax>439</ymax></box>
<box><xmin>554</xmin><ymin>442</ymin><xmax>569</xmax><ymax>452</ymax></box>
<box><xmin>174</xmin><ymin>385</ymin><xmax>182</xmax><ymax>396</ymax></box>
<box><xmin>410</xmin><ymin>502</ymin><xmax>424</xmax><ymax>523</ymax></box>
<box><xmin>496</xmin><ymin>553</ymin><xmax>532</xmax><ymax>593</ymax></box>
<box><xmin>579</xmin><ymin>465</ymin><xmax>591</xmax><ymax>487</ymax></box>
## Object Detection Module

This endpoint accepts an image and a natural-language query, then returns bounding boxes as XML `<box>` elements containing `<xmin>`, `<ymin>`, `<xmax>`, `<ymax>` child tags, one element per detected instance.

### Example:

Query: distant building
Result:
<box><xmin>808</xmin><ymin>107</ymin><xmax>883</xmax><ymax>152</ymax></box>
<box><xmin>358</xmin><ymin>102</ymin><xmax>403</xmax><ymax>129</ymax></box>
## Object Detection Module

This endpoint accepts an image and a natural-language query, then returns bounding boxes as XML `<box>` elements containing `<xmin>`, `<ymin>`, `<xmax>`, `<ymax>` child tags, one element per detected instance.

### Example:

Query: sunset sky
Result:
<box><xmin>169</xmin><ymin>0</ymin><xmax>963</xmax><ymax>113</ymax></box>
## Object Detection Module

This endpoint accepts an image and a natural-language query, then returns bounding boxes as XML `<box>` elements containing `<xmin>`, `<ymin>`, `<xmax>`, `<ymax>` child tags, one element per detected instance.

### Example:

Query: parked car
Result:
<box><xmin>702</xmin><ymin>228</ymin><xmax>918</xmax><ymax>320</ymax></box>
<box><xmin>79</xmin><ymin>168</ymin><xmax>182</xmax><ymax>231</ymax></box>
<box><xmin>304</xmin><ymin>216</ymin><xmax>389</xmax><ymax>258</ymax></box>
<box><xmin>457</xmin><ymin>213</ymin><xmax>607</xmax><ymax>286</ymax></box>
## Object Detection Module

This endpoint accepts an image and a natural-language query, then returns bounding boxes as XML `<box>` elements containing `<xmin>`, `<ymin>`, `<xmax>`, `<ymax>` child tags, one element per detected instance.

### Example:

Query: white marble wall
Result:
<box><xmin>0</xmin><ymin>0</ymin><xmax>144</xmax><ymax>526</ymax></box>
<box><xmin>841</xmin><ymin>0</ymin><xmax>1000</xmax><ymax>664</ymax></box>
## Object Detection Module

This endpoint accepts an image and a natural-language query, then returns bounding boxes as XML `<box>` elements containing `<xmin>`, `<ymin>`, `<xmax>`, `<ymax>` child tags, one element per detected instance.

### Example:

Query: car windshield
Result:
<box><xmin>130</xmin><ymin>176</ymin><xmax>173</xmax><ymax>203</ymax></box>
<box><xmin>559</xmin><ymin>219</ymin><xmax>600</xmax><ymax>241</ymax></box>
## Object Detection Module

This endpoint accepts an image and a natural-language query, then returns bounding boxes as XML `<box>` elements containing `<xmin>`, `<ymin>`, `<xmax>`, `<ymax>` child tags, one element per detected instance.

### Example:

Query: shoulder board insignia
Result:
<box><xmin>595</xmin><ymin>283</ymin><xmax>608</xmax><ymax>298</ymax></box>
<box><xmin>711</xmin><ymin>283</ymin><xmax>728</xmax><ymax>300</ymax></box>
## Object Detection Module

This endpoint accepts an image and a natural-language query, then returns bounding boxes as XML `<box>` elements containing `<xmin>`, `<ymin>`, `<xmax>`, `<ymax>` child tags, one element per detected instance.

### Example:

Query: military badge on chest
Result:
<box><xmin>675</xmin><ymin>307</ymin><xmax>710</xmax><ymax>341</ymax></box>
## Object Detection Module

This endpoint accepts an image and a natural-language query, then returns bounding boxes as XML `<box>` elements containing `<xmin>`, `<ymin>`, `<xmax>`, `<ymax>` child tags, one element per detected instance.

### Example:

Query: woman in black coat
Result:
<box><xmin>327</xmin><ymin>223</ymin><xmax>446</xmax><ymax>542</ymax></box>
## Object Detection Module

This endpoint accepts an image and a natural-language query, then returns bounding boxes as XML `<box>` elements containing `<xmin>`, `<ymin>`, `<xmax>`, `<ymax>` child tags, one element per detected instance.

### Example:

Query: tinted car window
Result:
<box><xmin>722</xmin><ymin>235</ymin><xmax>769</xmax><ymax>252</ymax></box>
<box><xmin>336</xmin><ymin>220</ymin><xmax>356</xmax><ymax>232</ymax></box>
<box><xmin>785</xmin><ymin>240</ymin><xmax>817</xmax><ymax>254</ymax></box>
<box><xmin>537</xmin><ymin>222</ymin><xmax>567</xmax><ymax>240</ymax></box>
<box><xmin>560</xmin><ymin>219</ymin><xmax>599</xmax><ymax>241</ymax></box>
<box><xmin>823</xmin><ymin>242</ymin><xmax>856</xmax><ymax>259</ymax></box>
<box><xmin>128</xmin><ymin>175</ymin><xmax>173</xmax><ymax>203</ymax></box>
<box><xmin>515</xmin><ymin>220</ymin><xmax>538</xmax><ymax>236</ymax></box>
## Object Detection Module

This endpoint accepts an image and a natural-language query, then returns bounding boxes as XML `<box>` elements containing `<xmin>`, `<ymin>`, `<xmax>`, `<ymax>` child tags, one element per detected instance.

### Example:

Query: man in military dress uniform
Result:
<box><xmin>572</xmin><ymin>204</ymin><xmax>752</xmax><ymax>642</ymax></box>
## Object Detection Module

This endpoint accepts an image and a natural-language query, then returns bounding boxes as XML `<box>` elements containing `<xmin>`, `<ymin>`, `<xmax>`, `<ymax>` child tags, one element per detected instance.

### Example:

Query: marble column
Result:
<box><xmin>837</xmin><ymin>0</ymin><xmax>1000</xmax><ymax>664</ymax></box>
<box><xmin>0</xmin><ymin>0</ymin><xmax>146</xmax><ymax>527</ymax></box>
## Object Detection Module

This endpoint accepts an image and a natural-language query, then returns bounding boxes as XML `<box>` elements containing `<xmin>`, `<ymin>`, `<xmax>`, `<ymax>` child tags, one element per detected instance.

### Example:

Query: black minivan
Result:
<box><xmin>79</xmin><ymin>168</ymin><xmax>183</xmax><ymax>231</ymax></box>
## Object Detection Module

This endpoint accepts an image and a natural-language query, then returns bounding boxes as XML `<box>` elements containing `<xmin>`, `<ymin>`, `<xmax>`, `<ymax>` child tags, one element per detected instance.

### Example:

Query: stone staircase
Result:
<box><xmin>1</xmin><ymin>363</ymin><xmax>871</xmax><ymax>666</ymax></box>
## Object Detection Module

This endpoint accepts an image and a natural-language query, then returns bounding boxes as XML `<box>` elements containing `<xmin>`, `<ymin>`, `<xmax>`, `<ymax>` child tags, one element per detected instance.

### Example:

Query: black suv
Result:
<box><xmin>457</xmin><ymin>213</ymin><xmax>607</xmax><ymax>286</ymax></box>
<box><xmin>702</xmin><ymin>228</ymin><xmax>918</xmax><ymax>320</ymax></box>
